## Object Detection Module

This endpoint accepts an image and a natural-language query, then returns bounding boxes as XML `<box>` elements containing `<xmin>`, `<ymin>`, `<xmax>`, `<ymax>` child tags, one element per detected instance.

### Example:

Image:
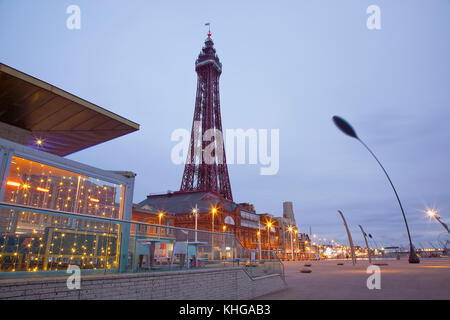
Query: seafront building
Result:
<box><xmin>0</xmin><ymin>62</ymin><xmax>139</xmax><ymax>274</ymax></box>
<box><xmin>133</xmin><ymin>191</ymin><xmax>283</xmax><ymax>252</ymax></box>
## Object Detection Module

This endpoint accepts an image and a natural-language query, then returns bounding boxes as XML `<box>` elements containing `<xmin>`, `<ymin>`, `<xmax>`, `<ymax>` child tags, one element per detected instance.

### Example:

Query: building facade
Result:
<box><xmin>273</xmin><ymin>202</ymin><xmax>300</xmax><ymax>260</ymax></box>
<box><xmin>133</xmin><ymin>191</ymin><xmax>282</xmax><ymax>252</ymax></box>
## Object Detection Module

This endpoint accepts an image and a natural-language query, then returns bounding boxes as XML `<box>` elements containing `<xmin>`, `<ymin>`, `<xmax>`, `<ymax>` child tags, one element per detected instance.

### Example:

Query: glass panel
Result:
<box><xmin>0</xmin><ymin>207</ymin><xmax>121</xmax><ymax>273</ymax></box>
<box><xmin>4</xmin><ymin>156</ymin><xmax>124</xmax><ymax>219</ymax></box>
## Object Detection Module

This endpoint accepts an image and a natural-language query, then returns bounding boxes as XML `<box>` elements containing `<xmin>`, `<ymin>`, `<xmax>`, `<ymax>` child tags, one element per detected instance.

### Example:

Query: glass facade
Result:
<box><xmin>4</xmin><ymin>156</ymin><xmax>124</xmax><ymax>219</ymax></box>
<box><xmin>0</xmin><ymin>206</ymin><xmax>121</xmax><ymax>273</ymax></box>
<box><xmin>0</xmin><ymin>155</ymin><xmax>126</xmax><ymax>274</ymax></box>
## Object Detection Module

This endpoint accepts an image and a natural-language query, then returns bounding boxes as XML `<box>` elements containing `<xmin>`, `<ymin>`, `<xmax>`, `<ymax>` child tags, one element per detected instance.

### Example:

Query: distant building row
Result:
<box><xmin>132</xmin><ymin>192</ymin><xmax>309</xmax><ymax>259</ymax></box>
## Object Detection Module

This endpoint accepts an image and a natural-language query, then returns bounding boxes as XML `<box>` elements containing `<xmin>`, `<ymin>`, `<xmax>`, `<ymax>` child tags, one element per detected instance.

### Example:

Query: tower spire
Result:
<box><xmin>180</xmin><ymin>32</ymin><xmax>233</xmax><ymax>200</ymax></box>
<box><xmin>205</xmin><ymin>22</ymin><xmax>211</xmax><ymax>37</ymax></box>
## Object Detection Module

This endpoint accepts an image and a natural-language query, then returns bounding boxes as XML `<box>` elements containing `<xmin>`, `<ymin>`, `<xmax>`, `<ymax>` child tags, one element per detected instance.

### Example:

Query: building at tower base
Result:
<box><xmin>133</xmin><ymin>191</ymin><xmax>282</xmax><ymax>251</ymax></box>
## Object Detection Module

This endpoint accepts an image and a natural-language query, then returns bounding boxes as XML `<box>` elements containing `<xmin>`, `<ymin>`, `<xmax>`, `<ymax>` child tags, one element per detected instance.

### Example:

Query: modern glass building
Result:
<box><xmin>0</xmin><ymin>63</ymin><xmax>139</xmax><ymax>277</ymax></box>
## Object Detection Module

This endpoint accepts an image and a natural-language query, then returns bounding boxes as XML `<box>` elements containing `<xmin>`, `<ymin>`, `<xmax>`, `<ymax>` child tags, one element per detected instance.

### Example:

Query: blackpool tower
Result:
<box><xmin>179</xmin><ymin>31</ymin><xmax>233</xmax><ymax>200</ymax></box>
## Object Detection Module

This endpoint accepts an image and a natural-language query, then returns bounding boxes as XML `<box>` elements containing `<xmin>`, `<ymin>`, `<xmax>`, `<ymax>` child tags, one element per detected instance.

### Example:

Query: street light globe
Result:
<box><xmin>426</xmin><ymin>209</ymin><xmax>437</xmax><ymax>217</ymax></box>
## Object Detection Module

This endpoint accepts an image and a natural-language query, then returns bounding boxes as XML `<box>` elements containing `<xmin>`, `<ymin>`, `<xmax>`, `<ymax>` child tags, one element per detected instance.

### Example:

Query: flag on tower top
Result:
<box><xmin>205</xmin><ymin>22</ymin><xmax>211</xmax><ymax>36</ymax></box>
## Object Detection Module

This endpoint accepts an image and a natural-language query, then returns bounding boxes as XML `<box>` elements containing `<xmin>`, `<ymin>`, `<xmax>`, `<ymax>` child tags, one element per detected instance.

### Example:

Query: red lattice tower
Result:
<box><xmin>180</xmin><ymin>31</ymin><xmax>233</xmax><ymax>200</ymax></box>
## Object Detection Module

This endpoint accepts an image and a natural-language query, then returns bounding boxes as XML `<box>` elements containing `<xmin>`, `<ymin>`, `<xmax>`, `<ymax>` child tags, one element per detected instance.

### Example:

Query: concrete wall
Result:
<box><xmin>0</xmin><ymin>267</ymin><xmax>286</xmax><ymax>300</ymax></box>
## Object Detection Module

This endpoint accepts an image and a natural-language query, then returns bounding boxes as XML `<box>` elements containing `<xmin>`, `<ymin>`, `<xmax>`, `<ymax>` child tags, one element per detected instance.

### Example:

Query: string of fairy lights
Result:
<box><xmin>0</xmin><ymin>156</ymin><xmax>123</xmax><ymax>272</ymax></box>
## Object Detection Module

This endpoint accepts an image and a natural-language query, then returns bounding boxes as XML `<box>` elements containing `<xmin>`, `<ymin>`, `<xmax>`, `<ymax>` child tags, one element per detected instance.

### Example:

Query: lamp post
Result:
<box><xmin>192</xmin><ymin>205</ymin><xmax>199</xmax><ymax>242</ymax></box>
<box><xmin>267</xmin><ymin>222</ymin><xmax>272</xmax><ymax>252</ymax></box>
<box><xmin>426</xmin><ymin>209</ymin><xmax>449</xmax><ymax>234</ymax></box>
<box><xmin>158</xmin><ymin>212</ymin><xmax>164</xmax><ymax>239</ymax></box>
<box><xmin>257</xmin><ymin>229</ymin><xmax>262</xmax><ymax>260</ymax></box>
<box><xmin>313</xmin><ymin>234</ymin><xmax>316</xmax><ymax>255</ymax></box>
<box><xmin>211</xmin><ymin>207</ymin><xmax>217</xmax><ymax>233</ymax></box>
<box><xmin>333</xmin><ymin>115</ymin><xmax>420</xmax><ymax>264</ymax></box>
<box><xmin>305</xmin><ymin>240</ymin><xmax>309</xmax><ymax>260</ymax></box>
<box><xmin>288</xmin><ymin>226</ymin><xmax>294</xmax><ymax>261</ymax></box>
<box><xmin>211</xmin><ymin>207</ymin><xmax>217</xmax><ymax>259</ymax></box>
<box><xmin>222</xmin><ymin>225</ymin><xmax>227</xmax><ymax>260</ymax></box>
<box><xmin>294</xmin><ymin>229</ymin><xmax>298</xmax><ymax>260</ymax></box>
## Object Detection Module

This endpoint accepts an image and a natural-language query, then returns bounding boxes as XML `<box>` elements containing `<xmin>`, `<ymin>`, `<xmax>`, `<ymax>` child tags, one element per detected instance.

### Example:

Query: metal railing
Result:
<box><xmin>0</xmin><ymin>202</ymin><xmax>283</xmax><ymax>279</ymax></box>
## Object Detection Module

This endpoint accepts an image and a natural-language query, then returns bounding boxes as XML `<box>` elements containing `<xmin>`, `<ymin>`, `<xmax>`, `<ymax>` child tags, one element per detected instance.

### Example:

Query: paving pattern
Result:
<box><xmin>256</xmin><ymin>258</ymin><xmax>450</xmax><ymax>300</ymax></box>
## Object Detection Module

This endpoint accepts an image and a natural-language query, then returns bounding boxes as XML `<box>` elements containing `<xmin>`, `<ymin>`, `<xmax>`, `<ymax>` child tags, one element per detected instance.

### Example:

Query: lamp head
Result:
<box><xmin>332</xmin><ymin>116</ymin><xmax>358</xmax><ymax>139</ymax></box>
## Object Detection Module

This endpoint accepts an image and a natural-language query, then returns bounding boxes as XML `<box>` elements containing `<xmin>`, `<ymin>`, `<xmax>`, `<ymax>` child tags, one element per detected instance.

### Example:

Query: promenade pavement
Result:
<box><xmin>256</xmin><ymin>258</ymin><xmax>450</xmax><ymax>300</ymax></box>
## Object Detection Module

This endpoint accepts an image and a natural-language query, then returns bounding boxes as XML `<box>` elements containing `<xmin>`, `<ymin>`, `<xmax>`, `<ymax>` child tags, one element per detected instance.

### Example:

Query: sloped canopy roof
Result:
<box><xmin>0</xmin><ymin>63</ymin><xmax>139</xmax><ymax>156</ymax></box>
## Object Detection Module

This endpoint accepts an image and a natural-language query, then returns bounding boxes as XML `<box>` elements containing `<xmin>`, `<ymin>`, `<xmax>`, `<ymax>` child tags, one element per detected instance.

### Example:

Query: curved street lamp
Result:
<box><xmin>332</xmin><ymin>115</ymin><xmax>420</xmax><ymax>263</ymax></box>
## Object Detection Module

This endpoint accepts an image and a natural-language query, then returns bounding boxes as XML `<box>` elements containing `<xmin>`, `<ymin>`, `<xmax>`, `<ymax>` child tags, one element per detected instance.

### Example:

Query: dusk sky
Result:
<box><xmin>1</xmin><ymin>0</ymin><xmax>449</xmax><ymax>248</ymax></box>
